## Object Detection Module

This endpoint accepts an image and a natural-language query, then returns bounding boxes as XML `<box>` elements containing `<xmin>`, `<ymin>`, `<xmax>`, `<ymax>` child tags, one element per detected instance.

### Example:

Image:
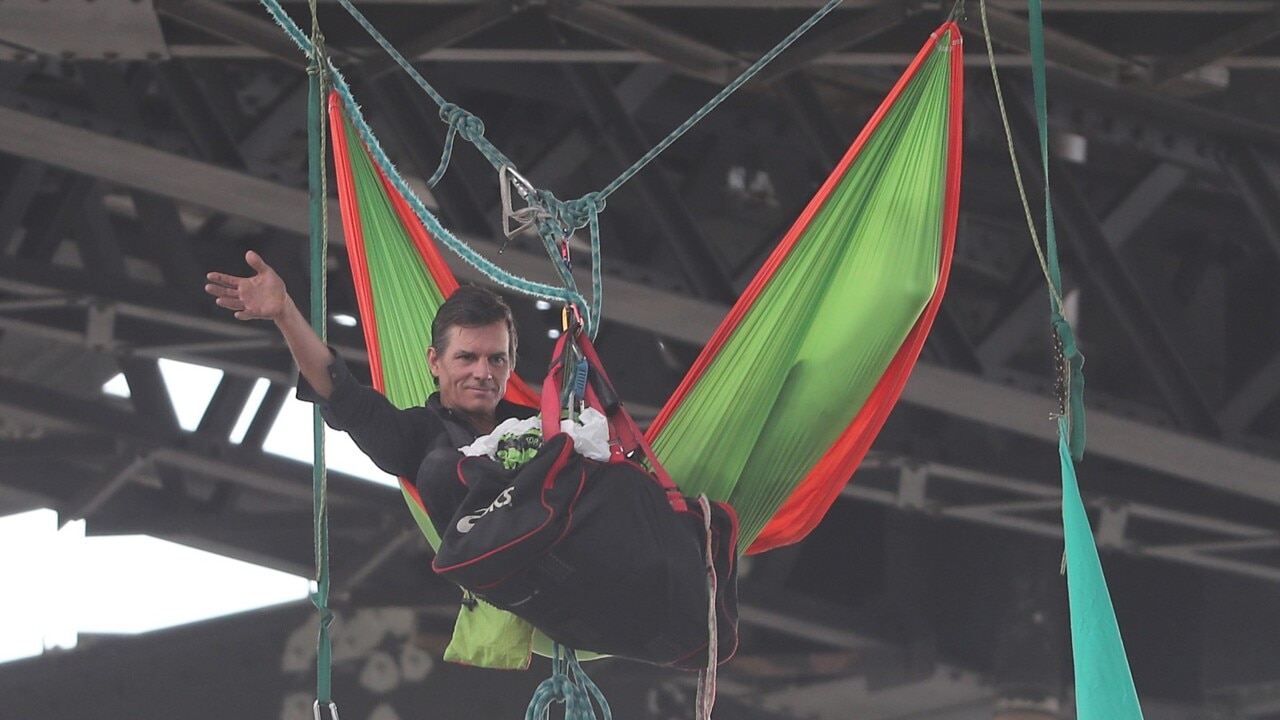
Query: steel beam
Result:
<box><xmin>898</xmin><ymin>364</ymin><xmax>1280</xmax><ymax>507</ymax></box>
<box><xmin>990</xmin><ymin>91</ymin><xmax>1222</xmax><ymax>436</ymax></box>
<box><xmin>60</xmin><ymin>452</ymin><xmax>152</xmax><ymax>524</ymax></box>
<box><xmin>752</xmin><ymin>0</ymin><xmax>923</xmax><ymax>85</ymax></box>
<box><xmin>2</xmin><ymin>231</ymin><xmax>1279</xmax><ymax>512</ymax></box>
<box><xmin>0</xmin><ymin>100</ymin><xmax>329</xmax><ymax>236</ymax></box>
<box><xmin>1153</xmin><ymin>6</ymin><xmax>1280</xmax><ymax>87</ymax></box>
<box><xmin>0</xmin><ymin>374</ymin><xmax>391</xmax><ymax>509</ymax></box>
<box><xmin>849</xmin><ymin>454</ymin><xmax>1280</xmax><ymax>584</ymax></box>
<box><xmin>0</xmin><ymin>159</ymin><xmax>47</xmax><ymax>251</ymax></box>
<box><xmin>509</xmin><ymin>62</ymin><xmax>669</xmax><ymax>205</ymax></box>
<box><xmin>547</xmin><ymin>0</ymin><xmax>745</xmax><ymax>84</ymax></box>
<box><xmin>977</xmin><ymin>161</ymin><xmax>1189</xmax><ymax>367</ymax></box>
<box><xmin>360</xmin><ymin>0</ymin><xmax>533</xmax><ymax>80</ymax></box>
<box><xmin>1221</xmin><ymin>145</ymin><xmax>1280</xmax><ymax>258</ymax></box>
<box><xmin>73</xmin><ymin>184</ymin><xmax>129</xmax><ymax>275</ymax></box>
<box><xmin>958</xmin><ymin>4</ymin><xmax>1139</xmax><ymax>83</ymax></box>
<box><xmin>150</xmin><ymin>60</ymin><xmax>248</xmax><ymax>168</ymax></box>
<box><xmin>1221</xmin><ymin>351</ymin><xmax>1280</xmax><ymax>434</ymax></box>
<box><xmin>196</xmin><ymin>374</ymin><xmax>259</xmax><ymax>437</ymax></box>
<box><xmin>558</xmin><ymin>61</ymin><xmax>738</xmax><ymax>301</ymax></box>
<box><xmin>17</xmin><ymin>172</ymin><xmax>93</xmax><ymax>262</ymax></box>
<box><xmin>153</xmin><ymin>0</ymin><xmax>323</xmax><ymax>69</ymax></box>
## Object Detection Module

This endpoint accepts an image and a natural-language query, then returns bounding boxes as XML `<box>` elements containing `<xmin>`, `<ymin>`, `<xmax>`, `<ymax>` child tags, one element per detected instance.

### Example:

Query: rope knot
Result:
<box><xmin>560</xmin><ymin>193</ymin><xmax>606</xmax><ymax>231</ymax></box>
<box><xmin>439</xmin><ymin>102</ymin><xmax>486</xmax><ymax>142</ymax></box>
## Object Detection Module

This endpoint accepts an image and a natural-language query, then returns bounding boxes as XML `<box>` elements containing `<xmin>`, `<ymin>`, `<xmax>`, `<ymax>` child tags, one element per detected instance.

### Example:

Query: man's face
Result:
<box><xmin>427</xmin><ymin>321</ymin><xmax>513</xmax><ymax>431</ymax></box>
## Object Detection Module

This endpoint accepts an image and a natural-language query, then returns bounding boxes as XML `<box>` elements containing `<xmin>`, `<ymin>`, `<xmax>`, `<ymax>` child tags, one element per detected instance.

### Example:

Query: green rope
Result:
<box><xmin>305</xmin><ymin>0</ymin><xmax>335</xmax><ymax>711</ymax></box>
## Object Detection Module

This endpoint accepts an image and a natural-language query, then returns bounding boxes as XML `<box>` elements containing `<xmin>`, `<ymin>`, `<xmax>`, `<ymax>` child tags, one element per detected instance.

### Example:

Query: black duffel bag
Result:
<box><xmin>424</xmin><ymin>330</ymin><xmax>739</xmax><ymax>670</ymax></box>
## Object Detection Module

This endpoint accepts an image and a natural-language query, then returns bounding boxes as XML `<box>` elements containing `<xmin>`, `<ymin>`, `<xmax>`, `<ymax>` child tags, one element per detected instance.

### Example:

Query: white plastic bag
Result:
<box><xmin>460</xmin><ymin>407</ymin><xmax>611</xmax><ymax>462</ymax></box>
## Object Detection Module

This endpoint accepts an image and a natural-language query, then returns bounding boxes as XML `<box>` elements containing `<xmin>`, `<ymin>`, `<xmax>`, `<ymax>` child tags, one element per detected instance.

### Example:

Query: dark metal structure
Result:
<box><xmin>2</xmin><ymin>1</ymin><xmax>1279</xmax><ymax>718</ymax></box>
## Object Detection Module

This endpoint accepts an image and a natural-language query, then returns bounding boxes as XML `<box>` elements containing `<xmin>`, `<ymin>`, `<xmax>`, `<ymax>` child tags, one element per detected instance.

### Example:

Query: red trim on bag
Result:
<box><xmin>431</xmin><ymin>436</ymin><xmax>584</xmax><ymax>576</ymax></box>
<box><xmin>664</xmin><ymin>499</ymin><xmax>739</xmax><ymax>669</ymax></box>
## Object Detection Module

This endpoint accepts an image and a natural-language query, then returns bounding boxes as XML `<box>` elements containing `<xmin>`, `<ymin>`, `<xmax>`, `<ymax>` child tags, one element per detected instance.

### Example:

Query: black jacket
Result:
<box><xmin>297</xmin><ymin>352</ymin><xmax>536</xmax><ymax>500</ymax></box>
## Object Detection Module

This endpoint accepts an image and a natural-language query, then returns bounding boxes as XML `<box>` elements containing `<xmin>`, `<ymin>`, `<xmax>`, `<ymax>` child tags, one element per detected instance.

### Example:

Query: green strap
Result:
<box><xmin>305</xmin><ymin>3</ymin><xmax>335</xmax><ymax>710</ymax></box>
<box><xmin>1024</xmin><ymin>2</ymin><xmax>1141</xmax><ymax>717</ymax></box>
<box><xmin>1027</xmin><ymin>0</ymin><xmax>1086</xmax><ymax>458</ymax></box>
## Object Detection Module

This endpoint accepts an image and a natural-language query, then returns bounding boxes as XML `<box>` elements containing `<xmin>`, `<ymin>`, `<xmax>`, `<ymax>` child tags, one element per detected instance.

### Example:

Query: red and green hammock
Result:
<box><xmin>650</xmin><ymin>23</ymin><xmax>961</xmax><ymax>554</ymax></box>
<box><xmin>329</xmin><ymin>22</ymin><xmax>962</xmax><ymax>556</ymax></box>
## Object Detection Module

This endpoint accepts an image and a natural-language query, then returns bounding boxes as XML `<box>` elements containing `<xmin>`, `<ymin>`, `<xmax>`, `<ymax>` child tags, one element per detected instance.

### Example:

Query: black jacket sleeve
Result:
<box><xmin>296</xmin><ymin>351</ymin><xmax>443</xmax><ymax>479</ymax></box>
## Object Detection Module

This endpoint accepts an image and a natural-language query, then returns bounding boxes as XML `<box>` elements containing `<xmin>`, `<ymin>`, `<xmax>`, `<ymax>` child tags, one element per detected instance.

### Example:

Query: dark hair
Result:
<box><xmin>431</xmin><ymin>285</ymin><xmax>518</xmax><ymax>365</ymax></box>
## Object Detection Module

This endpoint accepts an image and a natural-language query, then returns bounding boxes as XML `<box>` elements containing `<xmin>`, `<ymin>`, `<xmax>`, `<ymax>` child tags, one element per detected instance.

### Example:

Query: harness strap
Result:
<box><xmin>695</xmin><ymin>494</ymin><xmax>719</xmax><ymax>720</ymax></box>
<box><xmin>542</xmin><ymin>328</ymin><xmax>684</xmax><ymax>508</ymax></box>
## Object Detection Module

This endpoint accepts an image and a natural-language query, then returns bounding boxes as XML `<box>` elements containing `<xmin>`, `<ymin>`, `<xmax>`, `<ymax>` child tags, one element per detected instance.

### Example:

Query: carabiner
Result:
<box><xmin>313</xmin><ymin>700</ymin><xmax>340</xmax><ymax>720</ymax></box>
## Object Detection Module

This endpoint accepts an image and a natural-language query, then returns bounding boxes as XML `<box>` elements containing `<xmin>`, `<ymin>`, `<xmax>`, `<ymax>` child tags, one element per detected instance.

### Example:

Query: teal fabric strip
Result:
<box><xmin>1028</xmin><ymin>3</ymin><xmax>1137</xmax><ymax>715</ymax></box>
<box><xmin>306</xmin><ymin>49</ymin><xmax>334</xmax><ymax>706</ymax></box>
<box><xmin>1028</xmin><ymin>0</ymin><xmax>1086</xmax><ymax>459</ymax></box>
<box><xmin>1058</xmin><ymin>418</ymin><xmax>1144</xmax><ymax>720</ymax></box>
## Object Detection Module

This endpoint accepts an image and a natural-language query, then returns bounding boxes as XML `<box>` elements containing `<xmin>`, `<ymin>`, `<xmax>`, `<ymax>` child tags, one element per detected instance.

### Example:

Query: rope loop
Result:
<box><xmin>430</xmin><ymin>103</ymin><xmax>489</xmax><ymax>187</ymax></box>
<box><xmin>524</xmin><ymin>645</ymin><xmax>611</xmax><ymax>720</ymax></box>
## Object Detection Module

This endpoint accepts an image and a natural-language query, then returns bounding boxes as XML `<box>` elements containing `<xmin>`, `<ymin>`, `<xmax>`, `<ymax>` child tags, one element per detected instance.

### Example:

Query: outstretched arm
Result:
<box><xmin>206</xmin><ymin>250</ymin><xmax>335</xmax><ymax>399</ymax></box>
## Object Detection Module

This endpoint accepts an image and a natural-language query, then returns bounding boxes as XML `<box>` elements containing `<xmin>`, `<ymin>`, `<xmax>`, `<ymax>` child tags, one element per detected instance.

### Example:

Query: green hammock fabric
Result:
<box><xmin>333</xmin><ymin>108</ymin><xmax>451</xmax><ymax>554</ymax></box>
<box><xmin>649</xmin><ymin>26</ymin><xmax>960</xmax><ymax>551</ymax></box>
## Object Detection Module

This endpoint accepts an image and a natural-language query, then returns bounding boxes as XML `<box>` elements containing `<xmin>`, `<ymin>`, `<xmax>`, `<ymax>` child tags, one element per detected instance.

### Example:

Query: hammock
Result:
<box><xmin>326</xmin><ymin>20</ymin><xmax>961</xmax><ymax>671</ymax></box>
<box><xmin>331</xmin><ymin>22</ymin><xmax>961</xmax><ymax>555</ymax></box>
<box><xmin>650</xmin><ymin>23</ymin><xmax>962</xmax><ymax>553</ymax></box>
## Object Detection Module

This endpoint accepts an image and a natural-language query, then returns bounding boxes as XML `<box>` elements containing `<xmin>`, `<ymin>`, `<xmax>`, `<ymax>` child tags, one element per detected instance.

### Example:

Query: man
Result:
<box><xmin>207</xmin><ymin>251</ymin><xmax>740</xmax><ymax>670</ymax></box>
<box><xmin>204</xmin><ymin>250</ymin><xmax>536</xmax><ymax>484</ymax></box>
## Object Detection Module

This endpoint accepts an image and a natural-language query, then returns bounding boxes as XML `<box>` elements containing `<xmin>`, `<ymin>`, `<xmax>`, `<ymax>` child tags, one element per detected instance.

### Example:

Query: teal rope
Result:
<box><xmin>305</xmin><ymin>5</ymin><xmax>335</xmax><ymax>709</ymax></box>
<box><xmin>594</xmin><ymin>0</ymin><xmax>844</xmax><ymax>202</ymax></box>
<box><xmin>525</xmin><ymin>645</ymin><xmax>612</xmax><ymax>720</ymax></box>
<box><xmin>333</xmin><ymin>0</ymin><xmax>516</xmax><ymax>174</ymax></box>
<box><xmin>258</xmin><ymin>0</ymin><xmax>590</xmax><ymax>314</ymax></box>
<box><xmin>263</xmin><ymin>0</ymin><xmax>847</xmax><ymax>336</ymax></box>
<box><xmin>320</xmin><ymin>0</ymin><xmax>618</xmax><ymax>332</ymax></box>
<box><xmin>329</xmin><ymin>0</ymin><xmax>844</xmax><ymax>338</ymax></box>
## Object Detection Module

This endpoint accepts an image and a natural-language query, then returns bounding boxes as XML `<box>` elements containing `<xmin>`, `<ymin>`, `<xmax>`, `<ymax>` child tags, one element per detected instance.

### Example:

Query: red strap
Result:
<box><xmin>539</xmin><ymin>329</ymin><xmax>684</xmax><ymax>505</ymax></box>
<box><xmin>572</xmin><ymin>332</ymin><xmax>681</xmax><ymax>496</ymax></box>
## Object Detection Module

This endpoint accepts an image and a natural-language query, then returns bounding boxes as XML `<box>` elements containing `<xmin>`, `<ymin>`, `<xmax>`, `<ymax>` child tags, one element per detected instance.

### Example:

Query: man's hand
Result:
<box><xmin>205</xmin><ymin>251</ymin><xmax>290</xmax><ymax>321</ymax></box>
<box><xmin>206</xmin><ymin>250</ymin><xmax>335</xmax><ymax>398</ymax></box>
